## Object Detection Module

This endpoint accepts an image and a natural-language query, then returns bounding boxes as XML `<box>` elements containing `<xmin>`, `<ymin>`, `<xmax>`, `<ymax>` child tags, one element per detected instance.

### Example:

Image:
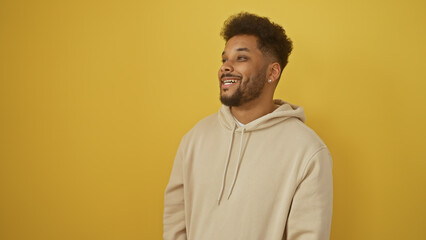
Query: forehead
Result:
<box><xmin>223</xmin><ymin>35</ymin><xmax>261</xmax><ymax>54</ymax></box>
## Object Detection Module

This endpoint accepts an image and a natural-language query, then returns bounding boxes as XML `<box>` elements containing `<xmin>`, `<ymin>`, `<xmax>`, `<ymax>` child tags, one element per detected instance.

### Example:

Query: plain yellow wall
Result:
<box><xmin>1</xmin><ymin>0</ymin><xmax>425</xmax><ymax>239</ymax></box>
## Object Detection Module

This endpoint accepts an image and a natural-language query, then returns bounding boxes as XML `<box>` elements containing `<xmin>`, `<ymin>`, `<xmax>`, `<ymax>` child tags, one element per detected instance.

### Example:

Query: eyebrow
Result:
<box><xmin>236</xmin><ymin>47</ymin><xmax>250</xmax><ymax>52</ymax></box>
<box><xmin>222</xmin><ymin>47</ymin><xmax>250</xmax><ymax>56</ymax></box>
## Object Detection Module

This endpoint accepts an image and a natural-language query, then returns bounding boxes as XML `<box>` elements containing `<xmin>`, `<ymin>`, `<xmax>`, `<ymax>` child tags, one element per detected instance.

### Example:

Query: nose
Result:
<box><xmin>220</xmin><ymin>62</ymin><xmax>233</xmax><ymax>72</ymax></box>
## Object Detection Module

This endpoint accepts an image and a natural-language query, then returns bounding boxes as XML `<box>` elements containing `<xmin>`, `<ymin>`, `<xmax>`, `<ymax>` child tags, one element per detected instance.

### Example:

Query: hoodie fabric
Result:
<box><xmin>163</xmin><ymin>100</ymin><xmax>333</xmax><ymax>240</ymax></box>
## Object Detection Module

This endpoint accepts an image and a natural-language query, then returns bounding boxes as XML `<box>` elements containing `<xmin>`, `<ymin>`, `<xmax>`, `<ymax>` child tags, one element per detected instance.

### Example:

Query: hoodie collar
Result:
<box><xmin>218</xmin><ymin>99</ymin><xmax>306</xmax><ymax>132</ymax></box>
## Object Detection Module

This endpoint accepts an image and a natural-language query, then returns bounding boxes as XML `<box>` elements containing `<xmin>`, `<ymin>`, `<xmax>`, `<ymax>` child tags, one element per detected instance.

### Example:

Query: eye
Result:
<box><xmin>221</xmin><ymin>58</ymin><xmax>227</xmax><ymax>63</ymax></box>
<box><xmin>237</xmin><ymin>56</ymin><xmax>248</xmax><ymax>61</ymax></box>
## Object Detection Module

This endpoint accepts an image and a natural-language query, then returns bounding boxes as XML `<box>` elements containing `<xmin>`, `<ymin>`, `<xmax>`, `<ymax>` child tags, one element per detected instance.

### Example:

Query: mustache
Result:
<box><xmin>220</xmin><ymin>73</ymin><xmax>242</xmax><ymax>80</ymax></box>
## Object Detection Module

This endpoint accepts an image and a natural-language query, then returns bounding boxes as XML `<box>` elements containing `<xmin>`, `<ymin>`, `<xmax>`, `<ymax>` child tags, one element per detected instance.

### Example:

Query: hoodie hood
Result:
<box><xmin>218</xmin><ymin>99</ymin><xmax>306</xmax><ymax>132</ymax></box>
<box><xmin>216</xmin><ymin>99</ymin><xmax>306</xmax><ymax>204</ymax></box>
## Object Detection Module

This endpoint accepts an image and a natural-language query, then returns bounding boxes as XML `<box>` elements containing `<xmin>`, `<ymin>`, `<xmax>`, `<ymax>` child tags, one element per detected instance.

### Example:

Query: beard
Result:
<box><xmin>220</xmin><ymin>67</ymin><xmax>267</xmax><ymax>107</ymax></box>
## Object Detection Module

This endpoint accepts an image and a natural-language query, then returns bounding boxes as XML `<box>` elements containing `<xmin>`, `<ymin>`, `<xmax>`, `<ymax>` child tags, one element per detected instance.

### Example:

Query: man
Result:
<box><xmin>163</xmin><ymin>12</ymin><xmax>333</xmax><ymax>240</ymax></box>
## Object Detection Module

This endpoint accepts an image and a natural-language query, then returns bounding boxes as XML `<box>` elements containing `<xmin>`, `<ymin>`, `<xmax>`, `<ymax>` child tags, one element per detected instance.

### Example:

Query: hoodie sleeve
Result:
<box><xmin>285</xmin><ymin>147</ymin><xmax>333</xmax><ymax>240</ymax></box>
<box><xmin>163</xmin><ymin>142</ymin><xmax>187</xmax><ymax>240</ymax></box>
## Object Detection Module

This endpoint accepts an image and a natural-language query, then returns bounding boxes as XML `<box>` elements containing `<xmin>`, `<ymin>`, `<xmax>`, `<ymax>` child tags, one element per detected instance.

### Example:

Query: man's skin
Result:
<box><xmin>218</xmin><ymin>34</ymin><xmax>282</xmax><ymax>123</ymax></box>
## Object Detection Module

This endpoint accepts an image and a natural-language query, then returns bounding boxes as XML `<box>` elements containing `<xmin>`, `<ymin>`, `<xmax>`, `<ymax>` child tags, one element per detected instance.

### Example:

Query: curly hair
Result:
<box><xmin>220</xmin><ymin>12</ymin><xmax>293</xmax><ymax>73</ymax></box>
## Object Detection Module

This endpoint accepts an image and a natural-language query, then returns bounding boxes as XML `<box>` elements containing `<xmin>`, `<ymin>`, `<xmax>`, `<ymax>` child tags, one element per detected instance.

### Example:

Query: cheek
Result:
<box><xmin>236</xmin><ymin>65</ymin><xmax>251</xmax><ymax>76</ymax></box>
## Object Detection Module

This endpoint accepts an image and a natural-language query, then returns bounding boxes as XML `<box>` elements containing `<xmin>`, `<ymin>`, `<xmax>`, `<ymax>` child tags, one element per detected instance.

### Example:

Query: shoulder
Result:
<box><xmin>275</xmin><ymin>117</ymin><xmax>331</xmax><ymax>168</ymax></box>
<box><xmin>276</xmin><ymin>117</ymin><xmax>327</xmax><ymax>150</ymax></box>
<box><xmin>278</xmin><ymin>118</ymin><xmax>332</xmax><ymax>182</ymax></box>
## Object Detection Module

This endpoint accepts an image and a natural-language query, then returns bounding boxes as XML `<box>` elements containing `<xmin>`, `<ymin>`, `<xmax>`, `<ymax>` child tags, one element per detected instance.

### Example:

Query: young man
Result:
<box><xmin>163</xmin><ymin>12</ymin><xmax>333</xmax><ymax>240</ymax></box>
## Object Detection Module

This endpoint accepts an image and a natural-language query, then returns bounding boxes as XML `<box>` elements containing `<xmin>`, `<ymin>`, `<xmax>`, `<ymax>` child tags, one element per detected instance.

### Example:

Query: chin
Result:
<box><xmin>220</xmin><ymin>94</ymin><xmax>241</xmax><ymax>107</ymax></box>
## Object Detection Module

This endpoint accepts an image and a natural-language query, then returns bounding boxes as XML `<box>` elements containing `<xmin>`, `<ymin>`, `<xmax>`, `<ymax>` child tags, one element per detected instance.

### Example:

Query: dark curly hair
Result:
<box><xmin>220</xmin><ymin>12</ymin><xmax>293</xmax><ymax>74</ymax></box>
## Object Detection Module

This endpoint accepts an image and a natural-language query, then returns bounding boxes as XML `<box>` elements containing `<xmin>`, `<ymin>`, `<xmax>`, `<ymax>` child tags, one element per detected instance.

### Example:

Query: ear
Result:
<box><xmin>267</xmin><ymin>62</ymin><xmax>281</xmax><ymax>84</ymax></box>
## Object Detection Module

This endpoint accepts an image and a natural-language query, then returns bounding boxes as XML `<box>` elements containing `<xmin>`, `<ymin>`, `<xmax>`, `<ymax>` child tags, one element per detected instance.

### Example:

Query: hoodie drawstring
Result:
<box><xmin>227</xmin><ymin>128</ymin><xmax>245</xmax><ymax>199</ymax></box>
<box><xmin>217</xmin><ymin>125</ymin><xmax>246</xmax><ymax>205</ymax></box>
<box><xmin>217</xmin><ymin>124</ymin><xmax>236</xmax><ymax>205</ymax></box>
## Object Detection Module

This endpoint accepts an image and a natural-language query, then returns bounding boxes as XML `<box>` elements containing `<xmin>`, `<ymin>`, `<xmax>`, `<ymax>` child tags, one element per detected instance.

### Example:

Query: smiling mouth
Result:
<box><xmin>221</xmin><ymin>74</ymin><xmax>242</xmax><ymax>86</ymax></box>
<box><xmin>222</xmin><ymin>79</ymin><xmax>238</xmax><ymax>85</ymax></box>
<box><xmin>221</xmin><ymin>78</ymin><xmax>241</xmax><ymax>89</ymax></box>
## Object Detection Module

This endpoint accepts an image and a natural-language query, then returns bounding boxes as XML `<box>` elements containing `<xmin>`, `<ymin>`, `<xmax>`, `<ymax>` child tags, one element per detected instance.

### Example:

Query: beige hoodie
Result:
<box><xmin>163</xmin><ymin>100</ymin><xmax>333</xmax><ymax>240</ymax></box>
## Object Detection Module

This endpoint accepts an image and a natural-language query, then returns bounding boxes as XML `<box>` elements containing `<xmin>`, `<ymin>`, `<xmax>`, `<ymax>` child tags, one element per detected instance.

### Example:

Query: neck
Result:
<box><xmin>231</xmin><ymin>96</ymin><xmax>277</xmax><ymax>124</ymax></box>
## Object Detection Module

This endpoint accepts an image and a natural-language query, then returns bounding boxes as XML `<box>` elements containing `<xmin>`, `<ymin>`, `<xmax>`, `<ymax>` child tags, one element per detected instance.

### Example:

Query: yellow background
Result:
<box><xmin>1</xmin><ymin>0</ymin><xmax>425</xmax><ymax>239</ymax></box>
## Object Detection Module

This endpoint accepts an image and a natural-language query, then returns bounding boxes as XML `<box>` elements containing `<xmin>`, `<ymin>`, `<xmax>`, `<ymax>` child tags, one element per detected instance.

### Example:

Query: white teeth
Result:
<box><xmin>223</xmin><ymin>80</ymin><xmax>238</xmax><ymax>84</ymax></box>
